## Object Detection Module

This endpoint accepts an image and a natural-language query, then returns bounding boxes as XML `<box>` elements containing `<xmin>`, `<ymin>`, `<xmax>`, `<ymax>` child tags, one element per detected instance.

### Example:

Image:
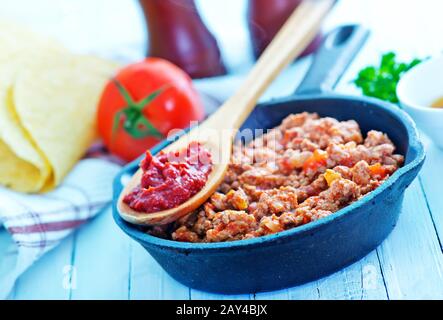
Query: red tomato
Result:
<box><xmin>97</xmin><ymin>58</ymin><xmax>205</xmax><ymax>162</ymax></box>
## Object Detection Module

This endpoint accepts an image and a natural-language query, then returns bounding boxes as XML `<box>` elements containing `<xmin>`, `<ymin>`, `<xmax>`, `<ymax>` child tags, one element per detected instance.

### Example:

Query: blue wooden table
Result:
<box><xmin>3</xmin><ymin>0</ymin><xmax>443</xmax><ymax>299</ymax></box>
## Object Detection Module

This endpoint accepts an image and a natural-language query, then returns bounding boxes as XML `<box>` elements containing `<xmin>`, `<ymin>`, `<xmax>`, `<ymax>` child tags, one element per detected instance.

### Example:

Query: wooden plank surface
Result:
<box><xmin>287</xmin><ymin>252</ymin><xmax>388</xmax><ymax>300</ymax></box>
<box><xmin>69</xmin><ymin>209</ymin><xmax>131</xmax><ymax>300</ymax></box>
<box><xmin>376</xmin><ymin>179</ymin><xmax>443</xmax><ymax>299</ymax></box>
<box><xmin>417</xmin><ymin>137</ymin><xmax>443</xmax><ymax>250</ymax></box>
<box><xmin>254</xmin><ymin>251</ymin><xmax>388</xmax><ymax>300</ymax></box>
<box><xmin>11</xmin><ymin>235</ymin><xmax>75</xmax><ymax>300</ymax></box>
<box><xmin>129</xmin><ymin>241</ymin><xmax>190</xmax><ymax>300</ymax></box>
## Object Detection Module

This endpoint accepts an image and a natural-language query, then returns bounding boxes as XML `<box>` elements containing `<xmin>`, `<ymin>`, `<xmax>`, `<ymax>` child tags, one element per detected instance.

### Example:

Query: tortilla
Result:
<box><xmin>0</xmin><ymin>54</ymin><xmax>56</xmax><ymax>192</ymax></box>
<box><xmin>0</xmin><ymin>20</ymin><xmax>64</xmax><ymax>62</ymax></box>
<box><xmin>0</xmin><ymin>20</ymin><xmax>120</xmax><ymax>193</ymax></box>
<box><xmin>13</xmin><ymin>55</ymin><xmax>118</xmax><ymax>189</ymax></box>
<box><xmin>0</xmin><ymin>140</ymin><xmax>46</xmax><ymax>192</ymax></box>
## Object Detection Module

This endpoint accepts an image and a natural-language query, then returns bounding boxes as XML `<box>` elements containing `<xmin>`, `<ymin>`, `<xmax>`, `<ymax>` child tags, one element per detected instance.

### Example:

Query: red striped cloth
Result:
<box><xmin>0</xmin><ymin>144</ymin><xmax>122</xmax><ymax>298</ymax></box>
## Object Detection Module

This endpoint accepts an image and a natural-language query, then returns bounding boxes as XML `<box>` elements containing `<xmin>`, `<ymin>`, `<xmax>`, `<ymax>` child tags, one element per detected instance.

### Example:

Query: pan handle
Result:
<box><xmin>295</xmin><ymin>24</ymin><xmax>369</xmax><ymax>95</ymax></box>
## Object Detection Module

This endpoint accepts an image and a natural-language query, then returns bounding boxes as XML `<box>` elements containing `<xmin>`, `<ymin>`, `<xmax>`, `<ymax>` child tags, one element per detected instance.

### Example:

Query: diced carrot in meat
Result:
<box><xmin>303</xmin><ymin>149</ymin><xmax>328</xmax><ymax>172</ymax></box>
<box><xmin>369</xmin><ymin>163</ymin><xmax>388</xmax><ymax>178</ymax></box>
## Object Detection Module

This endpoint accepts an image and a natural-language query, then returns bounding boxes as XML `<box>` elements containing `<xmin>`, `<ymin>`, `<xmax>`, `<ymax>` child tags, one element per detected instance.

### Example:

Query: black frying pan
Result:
<box><xmin>113</xmin><ymin>25</ymin><xmax>425</xmax><ymax>294</ymax></box>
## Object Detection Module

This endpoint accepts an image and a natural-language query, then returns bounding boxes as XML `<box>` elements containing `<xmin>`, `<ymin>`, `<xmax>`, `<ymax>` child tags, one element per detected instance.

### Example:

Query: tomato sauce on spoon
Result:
<box><xmin>123</xmin><ymin>142</ymin><xmax>213</xmax><ymax>213</ymax></box>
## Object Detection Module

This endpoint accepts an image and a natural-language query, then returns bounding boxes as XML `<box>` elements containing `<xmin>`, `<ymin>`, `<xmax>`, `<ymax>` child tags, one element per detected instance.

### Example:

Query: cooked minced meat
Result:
<box><xmin>146</xmin><ymin>112</ymin><xmax>404</xmax><ymax>243</ymax></box>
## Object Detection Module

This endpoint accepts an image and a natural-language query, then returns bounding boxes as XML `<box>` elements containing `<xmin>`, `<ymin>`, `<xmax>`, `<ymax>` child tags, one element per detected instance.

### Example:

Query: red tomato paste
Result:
<box><xmin>123</xmin><ymin>142</ymin><xmax>213</xmax><ymax>213</ymax></box>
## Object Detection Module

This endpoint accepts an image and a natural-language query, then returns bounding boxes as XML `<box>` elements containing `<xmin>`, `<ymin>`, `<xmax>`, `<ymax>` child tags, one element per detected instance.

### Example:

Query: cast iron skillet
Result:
<box><xmin>113</xmin><ymin>25</ymin><xmax>425</xmax><ymax>294</ymax></box>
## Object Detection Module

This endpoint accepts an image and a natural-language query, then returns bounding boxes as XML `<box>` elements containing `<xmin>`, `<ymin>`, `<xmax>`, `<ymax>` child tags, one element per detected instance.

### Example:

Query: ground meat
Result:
<box><xmin>205</xmin><ymin>210</ymin><xmax>258</xmax><ymax>242</ymax></box>
<box><xmin>238</xmin><ymin>168</ymin><xmax>287</xmax><ymax>189</ymax></box>
<box><xmin>364</xmin><ymin>130</ymin><xmax>392</xmax><ymax>147</ymax></box>
<box><xmin>146</xmin><ymin>113</ymin><xmax>404</xmax><ymax>243</ymax></box>
<box><xmin>278</xmin><ymin>149</ymin><xmax>313</xmax><ymax>173</ymax></box>
<box><xmin>172</xmin><ymin>226</ymin><xmax>201</xmax><ymax>242</ymax></box>
<box><xmin>352</xmin><ymin>160</ymin><xmax>371</xmax><ymax>186</ymax></box>
<box><xmin>251</xmin><ymin>186</ymin><xmax>298</xmax><ymax>220</ymax></box>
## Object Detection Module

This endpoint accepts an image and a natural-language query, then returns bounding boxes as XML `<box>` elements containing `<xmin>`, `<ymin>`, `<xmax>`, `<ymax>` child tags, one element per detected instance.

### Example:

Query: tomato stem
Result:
<box><xmin>112</xmin><ymin>79</ymin><xmax>165</xmax><ymax>140</ymax></box>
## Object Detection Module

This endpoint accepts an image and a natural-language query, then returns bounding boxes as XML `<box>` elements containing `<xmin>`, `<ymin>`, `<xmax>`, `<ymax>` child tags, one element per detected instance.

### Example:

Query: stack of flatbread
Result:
<box><xmin>0</xmin><ymin>21</ymin><xmax>120</xmax><ymax>193</ymax></box>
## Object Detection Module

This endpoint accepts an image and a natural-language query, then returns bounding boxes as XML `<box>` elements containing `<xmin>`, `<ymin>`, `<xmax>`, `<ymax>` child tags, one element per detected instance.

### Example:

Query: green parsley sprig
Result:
<box><xmin>354</xmin><ymin>52</ymin><xmax>421</xmax><ymax>103</ymax></box>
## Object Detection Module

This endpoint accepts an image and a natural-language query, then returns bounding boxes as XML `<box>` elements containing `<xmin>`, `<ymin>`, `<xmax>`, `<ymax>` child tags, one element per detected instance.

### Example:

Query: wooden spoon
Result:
<box><xmin>118</xmin><ymin>0</ymin><xmax>334</xmax><ymax>225</ymax></box>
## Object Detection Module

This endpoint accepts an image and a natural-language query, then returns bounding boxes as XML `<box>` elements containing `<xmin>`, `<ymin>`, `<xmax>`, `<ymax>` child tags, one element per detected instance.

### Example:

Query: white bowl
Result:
<box><xmin>397</xmin><ymin>55</ymin><xmax>443</xmax><ymax>149</ymax></box>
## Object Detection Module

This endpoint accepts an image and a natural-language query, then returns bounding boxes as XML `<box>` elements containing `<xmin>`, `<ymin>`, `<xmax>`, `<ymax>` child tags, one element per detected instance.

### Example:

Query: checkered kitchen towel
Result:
<box><xmin>0</xmin><ymin>144</ymin><xmax>122</xmax><ymax>298</ymax></box>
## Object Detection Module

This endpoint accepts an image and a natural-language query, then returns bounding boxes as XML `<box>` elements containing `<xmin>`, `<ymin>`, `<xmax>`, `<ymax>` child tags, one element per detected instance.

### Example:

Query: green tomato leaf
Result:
<box><xmin>135</xmin><ymin>86</ymin><xmax>168</xmax><ymax>111</ymax></box>
<box><xmin>112</xmin><ymin>110</ymin><xmax>125</xmax><ymax>142</ymax></box>
<box><xmin>111</xmin><ymin>79</ymin><xmax>166</xmax><ymax>140</ymax></box>
<box><xmin>125</xmin><ymin>115</ymin><xmax>164</xmax><ymax>139</ymax></box>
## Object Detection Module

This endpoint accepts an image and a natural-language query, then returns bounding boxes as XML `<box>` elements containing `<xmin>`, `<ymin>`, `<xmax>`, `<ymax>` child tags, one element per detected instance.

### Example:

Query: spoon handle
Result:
<box><xmin>205</xmin><ymin>0</ymin><xmax>335</xmax><ymax>131</ymax></box>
